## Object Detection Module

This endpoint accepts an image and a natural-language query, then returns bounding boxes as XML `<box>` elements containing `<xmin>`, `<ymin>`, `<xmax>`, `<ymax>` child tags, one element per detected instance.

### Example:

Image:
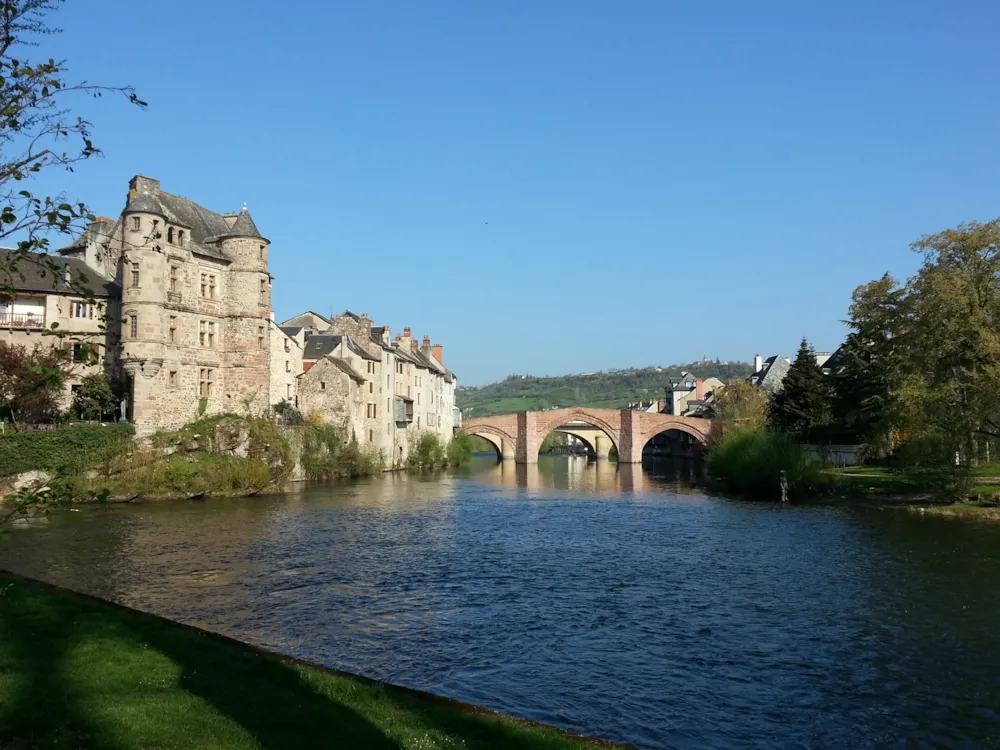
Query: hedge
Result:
<box><xmin>0</xmin><ymin>423</ymin><xmax>135</xmax><ymax>477</ymax></box>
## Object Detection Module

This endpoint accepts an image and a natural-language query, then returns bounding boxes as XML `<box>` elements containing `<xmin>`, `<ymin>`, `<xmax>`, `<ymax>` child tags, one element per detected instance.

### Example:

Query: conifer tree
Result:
<box><xmin>768</xmin><ymin>339</ymin><xmax>832</xmax><ymax>437</ymax></box>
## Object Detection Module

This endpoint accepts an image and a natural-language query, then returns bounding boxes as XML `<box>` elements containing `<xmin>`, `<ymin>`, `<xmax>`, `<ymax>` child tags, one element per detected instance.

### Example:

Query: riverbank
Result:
<box><xmin>0</xmin><ymin>571</ymin><xmax>622</xmax><ymax>750</ymax></box>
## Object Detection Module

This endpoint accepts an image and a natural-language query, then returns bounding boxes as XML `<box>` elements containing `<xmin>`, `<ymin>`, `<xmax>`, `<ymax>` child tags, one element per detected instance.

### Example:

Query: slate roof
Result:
<box><xmin>0</xmin><ymin>249</ymin><xmax>119</xmax><ymax>298</ymax></box>
<box><xmin>122</xmin><ymin>188</ymin><xmax>266</xmax><ymax>261</ymax></box>
<box><xmin>279</xmin><ymin>326</ymin><xmax>302</xmax><ymax>338</ymax></box>
<box><xmin>302</xmin><ymin>333</ymin><xmax>379</xmax><ymax>362</ymax></box>
<box><xmin>327</xmin><ymin>356</ymin><xmax>366</xmax><ymax>383</ymax></box>
<box><xmin>228</xmin><ymin>207</ymin><xmax>262</xmax><ymax>238</ymax></box>
<box><xmin>667</xmin><ymin>372</ymin><xmax>698</xmax><ymax>391</ymax></box>
<box><xmin>754</xmin><ymin>356</ymin><xmax>792</xmax><ymax>394</ymax></box>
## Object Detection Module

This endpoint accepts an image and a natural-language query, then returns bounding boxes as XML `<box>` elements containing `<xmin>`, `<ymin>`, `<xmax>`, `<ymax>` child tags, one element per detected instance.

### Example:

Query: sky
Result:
<box><xmin>22</xmin><ymin>0</ymin><xmax>1000</xmax><ymax>384</ymax></box>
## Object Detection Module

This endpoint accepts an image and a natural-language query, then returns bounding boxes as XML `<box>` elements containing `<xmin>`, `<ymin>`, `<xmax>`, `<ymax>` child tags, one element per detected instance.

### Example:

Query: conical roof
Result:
<box><xmin>227</xmin><ymin>204</ymin><xmax>262</xmax><ymax>238</ymax></box>
<box><xmin>123</xmin><ymin>193</ymin><xmax>164</xmax><ymax>215</ymax></box>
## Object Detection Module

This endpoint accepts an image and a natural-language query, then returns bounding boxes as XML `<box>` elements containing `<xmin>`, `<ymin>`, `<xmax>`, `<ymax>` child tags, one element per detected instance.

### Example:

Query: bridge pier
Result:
<box><xmin>594</xmin><ymin>435</ymin><xmax>612</xmax><ymax>461</ymax></box>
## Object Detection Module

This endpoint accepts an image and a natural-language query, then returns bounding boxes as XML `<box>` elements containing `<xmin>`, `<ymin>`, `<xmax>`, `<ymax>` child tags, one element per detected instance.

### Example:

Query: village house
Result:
<box><xmin>284</xmin><ymin>310</ymin><xmax>458</xmax><ymax>466</ymax></box>
<box><xmin>0</xmin><ymin>239</ymin><xmax>120</xmax><ymax>407</ymax></box>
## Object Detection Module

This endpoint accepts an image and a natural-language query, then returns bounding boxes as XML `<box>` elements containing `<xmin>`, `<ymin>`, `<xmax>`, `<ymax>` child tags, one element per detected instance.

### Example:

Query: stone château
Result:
<box><xmin>2</xmin><ymin>175</ymin><xmax>458</xmax><ymax>461</ymax></box>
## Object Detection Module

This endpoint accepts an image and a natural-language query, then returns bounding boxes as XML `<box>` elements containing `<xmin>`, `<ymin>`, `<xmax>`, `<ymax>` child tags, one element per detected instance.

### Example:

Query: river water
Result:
<box><xmin>2</xmin><ymin>456</ymin><xmax>999</xmax><ymax>749</ymax></box>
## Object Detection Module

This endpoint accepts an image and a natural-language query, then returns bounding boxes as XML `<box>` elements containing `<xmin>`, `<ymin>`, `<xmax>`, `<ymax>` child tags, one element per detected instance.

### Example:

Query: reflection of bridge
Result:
<box><xmin>460</xmin><ymin>407</ymin><xmax>716</xmax><ymax>464</ymax></box>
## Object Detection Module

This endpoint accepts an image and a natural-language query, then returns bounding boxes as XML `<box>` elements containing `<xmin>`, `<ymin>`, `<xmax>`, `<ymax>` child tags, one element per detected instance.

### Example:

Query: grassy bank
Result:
<box><xmin>0</xmin><ymin>572</ymin><xmax>620</xmax><ymax>750</ymax></box>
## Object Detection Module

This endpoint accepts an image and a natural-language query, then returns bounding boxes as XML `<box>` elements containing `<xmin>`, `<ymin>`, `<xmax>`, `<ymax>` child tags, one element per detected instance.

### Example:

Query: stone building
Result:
<box><xmin>0</xmin><ymin>243</ymin><xmax>120</xmax><ymax>407</ymax></box>
<box><xmin>58</xmin><ymin>175</ymin><xmax>274</xmax><ymax>434</ymax></box>
<box><xmin>284</xmin><ymin>310</ymin><xmax>458</xmax><ymax>466</ymax></box>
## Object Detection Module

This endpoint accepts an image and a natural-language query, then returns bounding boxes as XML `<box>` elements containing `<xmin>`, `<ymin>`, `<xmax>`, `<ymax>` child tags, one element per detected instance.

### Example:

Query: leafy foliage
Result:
<box><xmin>408</xmin><ymin>432</ymin><xmax>446</xmax><ymax>468</ymax></box>
<box><xmin>300</xmin><ymin>424</ymin><xmax>383</xmax><ymax>479</ymax></box>
<box><xmin>706</xmin><ymin>426</ymin><xmax>832</xmax><ymax>500</ymax></box>
<box><xmin>713</xmin><ymin>379</ymin><xmax>767</xmax><ymax>428</ymax></box>
<box><xmin>457</xmin><ymin>361</ymin><xmax>753</xmax><ymax>417</ymax></box>
<box><xmin>0</xmin><ymin>421</ymin><xmax>132</xmax><ymax>477</ymax></box>
<box><xmin>70</xmin><ymin>372</ymin><xmax>117</xmax><ymax>420</ymax></box>
<box><xmin>0</xmin><ymin>339</ymin><xmax>72</xmax><ymax>423</ymax></box>
<box><xmin>446</xmin><ymin>433</ymin><xmax>475</xmax><ymax>465</ymax></box>
<box><xmin>0</xmin><ymin>0</ymin><xmax>145</xmax><ymax>315</ymax></box>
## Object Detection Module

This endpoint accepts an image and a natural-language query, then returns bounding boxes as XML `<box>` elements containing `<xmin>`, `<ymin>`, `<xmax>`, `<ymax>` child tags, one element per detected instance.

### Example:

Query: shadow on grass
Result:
<box><xmin>0</xmin><ymin>574</ymin><xmax>396</xmax><ymax>749</ymax></box>
<box><xmin>0</xmin><ymin>574</ymin><xmax>617</xmax><ymax>749</ymax></box>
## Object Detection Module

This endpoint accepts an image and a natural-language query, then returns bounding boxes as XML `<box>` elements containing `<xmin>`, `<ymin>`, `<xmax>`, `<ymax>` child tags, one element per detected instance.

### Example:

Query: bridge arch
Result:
<box><xmin>638</xmin><ymin>416</ymin><xmax>712</xmax><ymax>460</ymax></box>
<box><xmin>468</xmin><ymin>425</ymin><xmax>515</xmax><ymax>461</ymax></box>
<box><xmin>537</xmin><ymin>410</ymin><xmax>620</xmax><ymax>462</ymax></box>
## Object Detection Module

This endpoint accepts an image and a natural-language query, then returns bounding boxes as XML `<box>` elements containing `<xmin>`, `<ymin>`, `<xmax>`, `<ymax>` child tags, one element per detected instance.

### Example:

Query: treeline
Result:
<box><xmin>709</xmin><ymin>218</ymin><xmax>1000</xmax><ymax>500</ymax></box>
<box><xmin>458</xmin><ymin>361</ymin><xmax>753</xmax><ymax>417</ymax></box>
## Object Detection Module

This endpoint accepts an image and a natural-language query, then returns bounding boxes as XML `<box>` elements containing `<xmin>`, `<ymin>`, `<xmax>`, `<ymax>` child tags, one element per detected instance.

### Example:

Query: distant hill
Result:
<box><xmin>457</xmin><ymin>361</ymin><xmax>754</xmax><ymax>418</ymax></box>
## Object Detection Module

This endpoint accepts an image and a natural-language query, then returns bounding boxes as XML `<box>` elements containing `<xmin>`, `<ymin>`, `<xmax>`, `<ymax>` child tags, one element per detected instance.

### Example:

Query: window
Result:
<box><xmin>199</xmin><ymin>320</ymin><xmax>206</xmax><ymax>347</ymax></box>
<box><xmin>199</xmin><ymin>368</ymin><xmax>214</xmax><ymax>397</ymax></box>
<box><xmin>320</xmin><ymin>381</ymin><xmax>326</xmax><ymax>391</ymax></box>
<box><xmin>130</xmin><ymin>263</ymin><xmax>140</xmax><ymax>288</ymax></box>
<box><xmin>396</xmin><ymin>361</ymin><xmax>404</xmax><ymax>375</ymax></box>
<box><xmin>258</xmin><ymin>326</ymin><xmax>265</xmax><ymax>349</ymax></box>
<box><xmin>131</xmin><ymin>216</ymin><xmax>140</xmax><ymax>231</ymax></box>
<box><xmin>259</xmin><ymin>277</ymin><xmax>267</xmax><ymax>303</ymax></box>
<box><xmin>71</xmin><ymin>301</ymin><xmax>89</xmax><ymax>318</ymax></box>
<box><xmin>167</xmin><ymin>227</ymin><xmax>174</xmax><ymax>244</ymax></box>
<box><xmin>285</xmin><ymin>360</ymin><xmax>290</xmax><ymax>373</ymax></box>
<box><xmin>417</xmin><ymin>393</ymin><xmax>420</xmax><ymax>405</ymax></box>
<box><xmin>259</xmin><ymin>245</ymin><xmax>265</xmax><ymax>261</ymax></box>
<box><xmin>170</xmin><ymin>266</ymin><xmax>179</xmax><ymax>292</ymax></box>
<box><xmin>169</xmin><ymin>371</ymin><xmax>178</xmax><ymax>388</ymax></box>
<box><xmin>169</xmin><ymin>316</ymin><xmax>177</xmax><ymax>344</ymax></box>
<box><xmin>417</xmin><ymin>416</ymin><xmax>420</xmax><ymax>428</ymax></box>
<box><xmin>127</xmin><ymin>313</ymin><xmax>138</xmax><ymax>339</ymax></box>
<box><xmin>208</xmin><ymin>321</ymin><xmax>216</xmax><ymax>348</ymax></box>
<box><xmin>208</xmin><ymin>275</ymin><xmax>216</xmax><ymax>299</ymax></box>
<box><xmin>369</xmin><ymin>429</ymin><xmax>373</xmax><ymax>443</ymax></box>
<box><xmin>286</xmin><ymin>384</ymin><xmax>292</xmax><ymax>399</ymax></box>
<box><xmin>72</xmin><ymin>343</ymin><xmax>90</xmax><ymax>363</ymax></box>
<box><xmin>369</xmin><ymin>382</ymin><xmax>373</xmax><ymax>394</ymax></box>
<box><xmin>178</xmin><ymin>230</ymin><xmax>185</xmax><ymax>246</ymax></box>
<box><xmin>200</xmin><ymin>274</ymin><xmax>207</xmax><ymax>297</ymax></box>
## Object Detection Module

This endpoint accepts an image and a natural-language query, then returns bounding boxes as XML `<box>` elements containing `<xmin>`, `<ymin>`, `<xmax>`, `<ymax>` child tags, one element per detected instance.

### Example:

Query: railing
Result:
<box><xmin>0</xmin><ymin>312</ymin><xmax>45</xmax><ymax>329</ymax></box>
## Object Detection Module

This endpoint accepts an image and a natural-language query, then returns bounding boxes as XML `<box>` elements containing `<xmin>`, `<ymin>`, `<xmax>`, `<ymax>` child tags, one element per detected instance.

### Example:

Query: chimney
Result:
<box><xmin>403</xmin><ymin>327</ymin><xmax>411</xmax><ymax>338</ymax></box>
<box><xmin>129</xmin><ymin>175</ymin><xmax>160</xmax><ymax>196</ymax></box>
<box><xmin>432</xmin><ymin>344</ymin><xmax>443</xmax><ymax>363</ymax></box>
<box><xmin>696</xmin><ymin>378</ymin><xmax>704</xmax><ymax>401</ymax></box>
<box><xmin>422</xmin><ymin>335</ymin><xmax>430</xmax><ymax>347</ymax></box>
<box><xmin>753</xmin><ymin>354</ymin><xmax>763</xmax><ymax>372</ymax></box>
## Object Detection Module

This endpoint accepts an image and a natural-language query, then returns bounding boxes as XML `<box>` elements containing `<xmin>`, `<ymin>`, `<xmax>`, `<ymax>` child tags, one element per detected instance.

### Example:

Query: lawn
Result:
<box><xmin>0</xmin><ymin>573</ymin><xmax>621</xmax><ymax>750</ymax></box>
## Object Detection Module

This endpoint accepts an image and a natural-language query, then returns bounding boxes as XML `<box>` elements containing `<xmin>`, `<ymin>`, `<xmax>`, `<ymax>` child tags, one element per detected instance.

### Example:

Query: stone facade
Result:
<box><xmin>0</xmin><ymin>242</ymin><xmax>120</xmax><ymax>408</ymax></box>
<box><xmin>7</xmin><ymin>174</ymin><xmax>462</xmax><ymax>445</ymax></box>
<box><xmin>58</xmin><ymin>175</ymin><xmax>273</xmax><ymax>434</ymax></box>
<box><xmin>285</xmin><ymin>310</ymin><xmax>458</xmax><ymax>466</ymax></box>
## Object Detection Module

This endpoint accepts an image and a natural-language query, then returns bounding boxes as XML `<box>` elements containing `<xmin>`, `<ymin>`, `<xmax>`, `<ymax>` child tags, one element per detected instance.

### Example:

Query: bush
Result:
<box><xmin>71</xmin><ymin>374</ymin><xmax>119</xmax><ymax>421</ymax></box>
<box><xmin>0</xmin><ymin>423</ymin><xmax>134</xmax><ymax>477</ymax></box>
<box><xmin>706</xmin><ymin>426</ymin><xmax>832</xmax><ymax>500</ymax></box>
<box><xmin>299</xmin><ymin>425</ymin><xmax>383</xmax><ymax>479</ymax></box>
<box><xmin>272</xmin><ymin>399</ymin><xmax>304</xmax><ymax>425</ymax></box>
<box><xmin>409</xmin><ymin>433</ymin><xmax>446</xmax><ymax>468</ymax></box>
<box><xmin>446</xmin><ymin>434</ymin><xmax>475</xmax><ymax>465</ymax></box>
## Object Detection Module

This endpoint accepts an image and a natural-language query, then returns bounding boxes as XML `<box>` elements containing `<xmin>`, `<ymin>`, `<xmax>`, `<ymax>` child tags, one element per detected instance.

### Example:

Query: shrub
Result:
<box><xmin>409</xmin><ymin>433</ymin><xmax>445</xmax><ymax>468</ymax></box>
<box><xmin>0</xmin><ymin>423</ymin><xmax>134</xmax><ymax>477</ymax></box>
<box><xmin>71</xmin><ymin>374</ymin><xmax>118</xmax><ymax>421</ymax></box>
<box><xmin>706</xmin><ymin>426</ymin><xmax>832</xmax><ymax>500</ymax></box>
<box><xmin>272</xmin><ymin>399</ymin><xmax>304</xmax><ymax>425</ymax></box>
<box><xmin>299</xmin><ymin>424</ymin><xmax>383</xmax><ymax>479</ymax></box>
<box><xmin>446</xmin><ymin>434</ymin><xmax>475</xmax><ymax>465</ymax></box>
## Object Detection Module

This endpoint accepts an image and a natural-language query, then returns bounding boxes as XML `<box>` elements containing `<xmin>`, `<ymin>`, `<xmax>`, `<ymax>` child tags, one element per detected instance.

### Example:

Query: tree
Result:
<box><xmin>0</xmin><ymin>339</ymin><xmax>70</xmax><ymax>424</ymax></box>
<box><xmin>71</xmin><ymin>372</ymin><xmax>116</xmax><ymax>421</ymax></box>
<box><xmin>713</xmin><ymin>379</ymin><xmax>767</xmax><ymax>428</ymax></box>
<box><xmin>832</xmin><ymin>274</ymin><xmax>906</xmax><ymax>456</ymax></box>
<box><xmin>0</xmin><ymin>1</ymin><xmax>145</xmax><ymax>307</ymax></box>
<box><xmin>768</xmin><ymin>339</ymin><xmax>832</xmax><ymax>437</ymax></box>
<box><xmin>894</xmin><ymin>219</ymin><xmax>1000</xmax><ymax>465</ymax></box>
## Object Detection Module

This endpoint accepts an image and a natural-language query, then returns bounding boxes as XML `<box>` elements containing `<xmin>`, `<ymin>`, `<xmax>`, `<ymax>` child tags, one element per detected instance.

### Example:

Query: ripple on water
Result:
<box><xmin>1</xmin><ymin>458</ymin><xmax>1000</xmax><ymax>749</ymax></box>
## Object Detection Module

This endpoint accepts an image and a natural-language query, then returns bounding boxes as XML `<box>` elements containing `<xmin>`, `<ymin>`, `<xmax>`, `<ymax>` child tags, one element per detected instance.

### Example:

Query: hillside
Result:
<box><xmin>457</xmin><ymin>362</ymin><xmax>754</xmax><ymax>418</ymax></box>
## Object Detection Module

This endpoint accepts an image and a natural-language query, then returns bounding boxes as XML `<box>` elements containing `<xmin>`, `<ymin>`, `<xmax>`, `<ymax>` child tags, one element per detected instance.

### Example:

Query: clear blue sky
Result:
<box><xmin>29</xmin><ymin>0</ymin><xmax>1000</xmax><ymax>384</ymax></box>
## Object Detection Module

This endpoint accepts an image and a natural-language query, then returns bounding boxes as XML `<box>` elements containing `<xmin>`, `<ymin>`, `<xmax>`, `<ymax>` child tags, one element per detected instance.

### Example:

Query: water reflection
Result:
<box><xmin>1</xmin><ymin>458</ymin><xmax>999</xmax><ymax>750</ymax></box>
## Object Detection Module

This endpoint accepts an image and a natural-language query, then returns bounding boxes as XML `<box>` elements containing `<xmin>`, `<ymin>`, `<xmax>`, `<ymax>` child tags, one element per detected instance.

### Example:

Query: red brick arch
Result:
<box><xmin>536</xmin><ymin>409</ymin><xmax>621</xmax><ymax>456</ymax></box>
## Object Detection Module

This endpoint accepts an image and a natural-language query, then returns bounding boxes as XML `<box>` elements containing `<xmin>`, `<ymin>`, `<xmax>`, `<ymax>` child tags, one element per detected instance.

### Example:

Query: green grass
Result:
<box><xmin>0</xmin><ymin>573</ymin><xmax>619</xmax><ymax>750</ymax></box>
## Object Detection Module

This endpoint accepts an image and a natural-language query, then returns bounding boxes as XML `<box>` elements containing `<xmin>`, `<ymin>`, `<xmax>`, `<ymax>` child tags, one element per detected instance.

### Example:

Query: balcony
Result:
<box><xmin>0</xmin><ymin>312</ymin><xmax>45</xmax><ymax>329</ymax></box>
<box><xmin>394</xmin><ymin>396</ymin><xmax>414</xmax><ymax>424</ymax></box>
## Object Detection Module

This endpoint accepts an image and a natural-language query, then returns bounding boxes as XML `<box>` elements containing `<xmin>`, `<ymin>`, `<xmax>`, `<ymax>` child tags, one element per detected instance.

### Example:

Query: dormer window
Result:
<box><xmin>131</xmin><ymin>216</ymin><xmax>140</xmax><ymax>232</ymax></box>
<box><xmin>167</xmin><ymin>227</ymin><xmax>174</xmax><ymax>244</ymax></box>
<box><xmin>178</xmin><ymin>230</ymin><xmax>185</xmax><ymax>246</ymax></box>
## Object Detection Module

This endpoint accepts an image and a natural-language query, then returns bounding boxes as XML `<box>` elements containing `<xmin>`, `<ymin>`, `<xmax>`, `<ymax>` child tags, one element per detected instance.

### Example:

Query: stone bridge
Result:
<box><xmin>460</xmin><ymin>408</ymin><xmax>717</xmax><ymax>464</ymax></box>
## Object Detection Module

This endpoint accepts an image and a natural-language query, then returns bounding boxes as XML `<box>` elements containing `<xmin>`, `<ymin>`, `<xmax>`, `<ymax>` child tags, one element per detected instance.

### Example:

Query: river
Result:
<box><xmin>1</xmin><ymin>455</ymin><xmax>999</xmax><ymax>749</ymax></box>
